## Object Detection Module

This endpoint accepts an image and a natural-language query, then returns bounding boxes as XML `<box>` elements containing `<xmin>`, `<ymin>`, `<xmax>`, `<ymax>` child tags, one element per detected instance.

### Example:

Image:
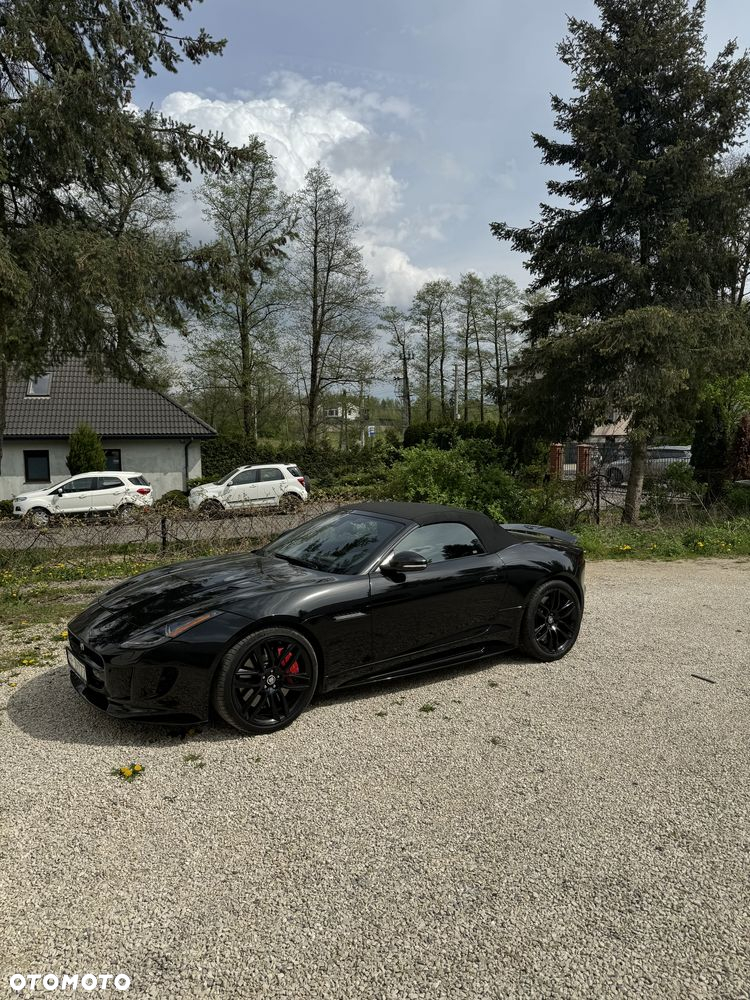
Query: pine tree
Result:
<box><xmin>492</xmin><ymin>0</ymin><xmax>750</xmax><ymax>522</ymax></box>
<box><xmin>0</xmin><ymin>1</ymin><xmax>244</xmax><ymax>473</ymax></box>
<box><xmin>66</xmin><ymin>424</ymin><xmax>106</xmax><ymax>476</ymax></box>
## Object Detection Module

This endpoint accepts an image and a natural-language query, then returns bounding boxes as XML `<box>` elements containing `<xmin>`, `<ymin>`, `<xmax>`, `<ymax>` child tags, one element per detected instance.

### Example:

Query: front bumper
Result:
<box><xmin>65</xmin><ymin>608</ymin><xmax>250</xmax><ymax>727</ymax></box>
<box><xmin>69</xmin><ymin>666</ymin><xmax>206</xmax><ymax>725</ymax></box>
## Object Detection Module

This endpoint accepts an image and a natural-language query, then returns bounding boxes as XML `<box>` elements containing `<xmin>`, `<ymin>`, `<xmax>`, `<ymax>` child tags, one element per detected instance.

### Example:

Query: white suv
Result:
<box><xmin>13</xmin><ymin>472</ymin><xmax>153</xmax><ymax>526</ymax></box>
<box><xmin>188</xmin><ymin>463</ymin><xmax>308</xmax><ymax>516</ymax></box>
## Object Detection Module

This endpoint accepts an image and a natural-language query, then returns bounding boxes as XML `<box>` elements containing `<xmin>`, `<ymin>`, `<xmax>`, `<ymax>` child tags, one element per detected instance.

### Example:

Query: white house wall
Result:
<box><xmin>0</xmin><ymin>438</ymin><xmax>203</xmax><ymax>500</ymax></box>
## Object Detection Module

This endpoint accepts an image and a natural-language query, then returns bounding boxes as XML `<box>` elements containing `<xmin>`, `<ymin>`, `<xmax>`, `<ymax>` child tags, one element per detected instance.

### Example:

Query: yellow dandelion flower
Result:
<box><xmin>133</xmin><ymin>764</ymin><xmax>143</xmax><ymax>773</ymax></box>
<box><xmin>120</xmin><ymin>767</ymin><xmax>133</xmax><ymax>779</ymax></box>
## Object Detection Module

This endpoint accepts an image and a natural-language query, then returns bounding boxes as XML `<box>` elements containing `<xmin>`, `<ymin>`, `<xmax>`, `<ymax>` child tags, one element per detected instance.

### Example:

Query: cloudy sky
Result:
<box><xmin>135</xmin><ymin>0</ymin><xmax>750</xmax><ymax>307</ymax></box>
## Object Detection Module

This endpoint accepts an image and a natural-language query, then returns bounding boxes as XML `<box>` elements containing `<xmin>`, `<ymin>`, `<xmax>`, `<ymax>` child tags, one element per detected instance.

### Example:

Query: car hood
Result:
<box><xmin>14</xmin><ymin>487</ymin><xmax>51</xmax><ymax>500</ymax></box>
<box><xmin>70</xmin><ymin>553</ymin><xmax>336</xmax><ymax>643</ymax></box>
<box><xmin>190</xmin><ymin>483</ymin><xmax>222</xmax><ymax>497</ymax></box>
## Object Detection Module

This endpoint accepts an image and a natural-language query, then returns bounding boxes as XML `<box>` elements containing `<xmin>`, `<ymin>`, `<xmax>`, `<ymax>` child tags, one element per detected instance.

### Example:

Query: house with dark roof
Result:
<box><xmin>1</xmin><ymin>360</ymin><xmax>216</xmax><ymax>500</ymax></box>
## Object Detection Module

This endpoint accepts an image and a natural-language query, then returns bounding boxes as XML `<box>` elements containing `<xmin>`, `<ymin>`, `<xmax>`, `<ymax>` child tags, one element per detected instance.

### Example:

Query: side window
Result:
<box><xmin>230</xmin><ymin>469</ymin><xmax>259</xmax><ymax>486</ymax></box>
<box><xmin>98</xmin><ymin>476</ymin><xmax>124</xmax><ymax>491</ymax></box>
<box><xmin>63</xmin><ymin>477</ymin><xmax>97</xmax><ymax>493</ymax></box>
<box><xmin>24</xmin><ymin>450</ymin><xmax>50</xmax><ymax>483</ymax></box>
<box><xmin>104</xmin><ymin>449</ymin><xmax>122</xmax><ymax>471</ymax></box>
<box><xmin>260</xmin><ymin>468</ymin><xmax>284</xmax><ymax>482</ymax></box>
<box><xmin>399</xmin><ymin>522</ymin><xmax>485</xmax><ymax>565</ymax></box>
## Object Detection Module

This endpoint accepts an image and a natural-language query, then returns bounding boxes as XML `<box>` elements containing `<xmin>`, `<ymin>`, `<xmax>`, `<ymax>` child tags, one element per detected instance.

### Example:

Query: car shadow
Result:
<box><xmin>6</xmin><ymin>654</ymin><xmax>521</xmax><ymax>748</ymax></box>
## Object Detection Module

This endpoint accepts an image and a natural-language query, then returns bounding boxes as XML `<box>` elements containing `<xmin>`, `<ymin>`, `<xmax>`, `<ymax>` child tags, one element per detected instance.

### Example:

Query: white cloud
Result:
<box><xmin>160</xmin><ymin>72</ymin><xmax>439</xmax><ymax>304</ymax></box>
<box><xmin>361</xmin><ymin>239</ymin><xmax>445</xmax><ymax>305</ymax></box>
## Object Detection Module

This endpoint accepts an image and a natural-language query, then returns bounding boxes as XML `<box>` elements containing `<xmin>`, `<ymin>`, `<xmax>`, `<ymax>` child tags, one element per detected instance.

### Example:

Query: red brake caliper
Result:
<box><xmin>277</xmin><ymin>647</ymin><xmax>300</xmax><ymax>675</ymax></box>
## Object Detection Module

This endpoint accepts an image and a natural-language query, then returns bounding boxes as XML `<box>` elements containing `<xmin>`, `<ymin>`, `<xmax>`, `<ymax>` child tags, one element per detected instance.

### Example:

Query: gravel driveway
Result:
<box><xmin>1</xmin><ymin>560</ymin><xmax>748</xmax><ymax>1000</ymax></box>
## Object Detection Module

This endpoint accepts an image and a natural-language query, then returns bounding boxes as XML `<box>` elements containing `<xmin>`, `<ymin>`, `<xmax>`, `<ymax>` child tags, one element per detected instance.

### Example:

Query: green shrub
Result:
<box><xmin>377</xmin><ymin>445</ymin><xmax>476</xmax><ymax>506</ymax></box>
<box><xmin>0</xmin><ymin>499</ymin><xmax>13</xmax><ymax>519</ymax></box>
<box><xmin>154</xmin><ymin>490</ymin><xmax>189</xmax><ymax>509</ymax></box>
<box><xmin>724</xmin><ymin>484</ymin><xmax>750</xmax><ymax>516</ymax></box>
<box><xmin>66</xmin><ymin>423</ymin><xmax>106</xmax><ymax>475</ymax></box>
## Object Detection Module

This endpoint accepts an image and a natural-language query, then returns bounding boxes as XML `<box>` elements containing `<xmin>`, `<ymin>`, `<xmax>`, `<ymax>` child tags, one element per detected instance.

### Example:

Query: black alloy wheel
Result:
<box><xmin>212</xmin><ymin>627</ymin><xmax>319</xmax><ymax>734</ymax></box>
<box><xmin>520</xmin><ymin>579</ymin><xmax>582</xmax><ymax>662</ymax></box>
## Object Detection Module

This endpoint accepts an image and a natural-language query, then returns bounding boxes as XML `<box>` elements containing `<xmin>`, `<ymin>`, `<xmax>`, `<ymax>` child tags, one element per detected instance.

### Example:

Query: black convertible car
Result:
<box><xmin>67</xmin><ymin>502</ymin><xmax>585</xmax><ymax>734</ymax></box>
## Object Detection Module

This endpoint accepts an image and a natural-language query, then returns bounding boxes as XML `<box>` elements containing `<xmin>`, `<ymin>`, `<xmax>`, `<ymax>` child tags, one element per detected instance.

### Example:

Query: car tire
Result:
<box><xmin>26</xmin><ymin>507</ymin><xmax>51</xmax><ymax>528</ymax></box>
<box><xmin>519</xmin><ymin>579</ymin><xmax>582</xmax><ymax>662</ymax></box>
<box><xmin>607</xmin><ymin>467</ymin><xmax>624</xmax><ymax>486</ymax></box>
<box><xmin>199</xmin><ymin>499</ymin><xmax>224</xmax><ymax>519</ymax></box>
<box><xmin>212</xmin><ymin>628</ymin><xmax>319</xmax><ymax>734</ymax></box>
<box><xmin>117</xmin><ymin>503</ymin><xmax>136</xmax><ymax>522</ymax></box>
<box><xmin>278</xmin><ymin>492</ymin><xmax>303</xmax><ymax>514</ymax></box>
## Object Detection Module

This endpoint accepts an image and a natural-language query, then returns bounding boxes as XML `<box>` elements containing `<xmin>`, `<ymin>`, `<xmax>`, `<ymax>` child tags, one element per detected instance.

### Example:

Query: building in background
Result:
<box><xmin>1</xmin><ymin>360</ymin><xmax>216</xmax><ymax>499</ymax></box>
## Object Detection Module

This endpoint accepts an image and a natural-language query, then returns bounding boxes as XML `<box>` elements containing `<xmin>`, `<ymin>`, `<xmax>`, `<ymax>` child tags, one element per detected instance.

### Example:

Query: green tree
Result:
<box><xmin>492</xmin><ymin>0</ymin><xmax>750</xmax><ymax>522</ymax></box>
<box><xmin>66</xmin><ymin>424</ymin><xmax>106</xmax><ymax>476</ymax></box>
<box><xmin>0</xmin><ymin>0</ymin><xmax>243</xmax><ymax>473</ymax></box>
<box><xmin>196</xmin><ymin>138</ymin><xmax>298</xmax><ymax>443</ymax></box>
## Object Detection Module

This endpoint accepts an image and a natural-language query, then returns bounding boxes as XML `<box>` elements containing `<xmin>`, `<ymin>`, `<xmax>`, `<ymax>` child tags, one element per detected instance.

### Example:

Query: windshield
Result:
<box><xmin>262</xmin><ymin>511</ymin><xmax>405</xmax><ymax>575</ymax></box>
<box><xmin>214</xmin><ymin>468</ymin><xmax>243</xmax><ymax>486</ymax></box>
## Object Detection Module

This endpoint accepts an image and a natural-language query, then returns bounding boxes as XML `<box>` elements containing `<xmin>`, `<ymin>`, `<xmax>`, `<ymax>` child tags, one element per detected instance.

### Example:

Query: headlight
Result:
<box><xmin>15</xmin><ymin>496</ymin><xmax>27</xmax><ymax>502</ymax></box>
<box><xmin>122</xmin><ymin>610</ymin><xmax>223</xmax><ymax>649</ymax></box>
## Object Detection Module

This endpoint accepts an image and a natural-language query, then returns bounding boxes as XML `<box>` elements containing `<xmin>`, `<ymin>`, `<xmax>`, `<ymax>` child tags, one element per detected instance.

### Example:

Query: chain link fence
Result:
<box><xmin>0</xmin><ymin>498</ymin><xmax>343</xmax><ymax>577</ymax></box>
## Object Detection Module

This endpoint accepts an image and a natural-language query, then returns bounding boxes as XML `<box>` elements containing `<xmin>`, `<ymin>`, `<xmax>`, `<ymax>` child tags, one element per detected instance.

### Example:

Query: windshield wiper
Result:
<box><xmin>273</xmin><ymin>553</ymin><xmax>320</xmax><ymax>570</ymax></box>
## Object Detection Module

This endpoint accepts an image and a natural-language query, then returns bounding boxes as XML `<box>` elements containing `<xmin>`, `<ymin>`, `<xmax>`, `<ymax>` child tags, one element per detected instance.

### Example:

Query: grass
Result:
<box><xmin>575</xmin><ymin>518</ymin><xmax>750</xmax><ymax>560</ymax></box>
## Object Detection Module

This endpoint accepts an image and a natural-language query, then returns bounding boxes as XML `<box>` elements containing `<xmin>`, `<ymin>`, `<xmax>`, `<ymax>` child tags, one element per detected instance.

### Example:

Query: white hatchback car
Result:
<box><xmin>188</xmin><ymin>463</ymin><xmax>308</xmax><ymax>516</ymax></box>
<box><xmin>13</xmin><ymin>472</ymin><xmax>153</xmax><ymax>526</ymax></box>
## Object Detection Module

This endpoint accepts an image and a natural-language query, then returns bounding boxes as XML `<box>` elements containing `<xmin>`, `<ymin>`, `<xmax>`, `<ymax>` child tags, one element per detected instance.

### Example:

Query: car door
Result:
<box><xmin>222</xmin><ymin>469</ymin><xmax>260</xmax><ymax>508</ymax></box>
<box><xmin>367</xmin><ymin>521</ymin><xmax>509</xmax><ymax>669</ymax></box>
<box><xmin>94</xmin><ymin>475</ymin><xmax>128</xmax><ymax>513</ymax></box>
<box><xmin>257</xmin><ymin>467</ymin><xmax>285</xmax><ymax>505</ymax></box>
<box><xmin>55</xmin><ymin>476</ymin><xmax>99</xmax><ymax>514</ymax></box>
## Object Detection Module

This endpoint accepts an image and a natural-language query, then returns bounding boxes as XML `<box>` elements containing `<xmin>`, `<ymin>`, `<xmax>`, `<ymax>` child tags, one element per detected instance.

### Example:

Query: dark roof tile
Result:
<box><xmin>5</xmin><ymin>360</ymin><xmax>216</xmax><ymax>439</ymax></box>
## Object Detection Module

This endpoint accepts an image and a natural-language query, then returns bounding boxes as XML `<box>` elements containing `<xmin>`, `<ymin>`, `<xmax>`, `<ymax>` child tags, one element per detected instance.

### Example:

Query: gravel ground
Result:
<box><xmin>1</xmin><ymin>559</ymin><xmax>748</xmax><ymax>1000</ymax></box>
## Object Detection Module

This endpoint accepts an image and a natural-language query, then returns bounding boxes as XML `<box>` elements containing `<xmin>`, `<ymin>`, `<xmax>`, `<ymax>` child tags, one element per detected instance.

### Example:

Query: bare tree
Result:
<box><xmin>197</xmin><ymin>137</ymin><xmax>297</xmax><ymax>442</ymax></box>
<box><xmin>454</xmin><ymin>272</ymin><xmax>486</xmax><ymax>420</ymax></box>
<box><xmin>283</xmin><ymin>165</ymin><xmax>380</xmax><ymax>444</ymax></box>
<box><xmin>484</xmin><ymin>275</ymin><xmax>521</xmax><ymax>418</ymax></box>
<box><xmin>379</xmin><ymin>306</ymin><xmax>413</xmax><ymax>427</ymax></box>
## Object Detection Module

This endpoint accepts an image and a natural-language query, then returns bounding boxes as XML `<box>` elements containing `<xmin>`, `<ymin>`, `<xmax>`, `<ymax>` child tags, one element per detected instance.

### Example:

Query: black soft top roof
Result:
<box><xmin>344</xmin><ymin>501</ymin><xmax>516</xmax><ymax>553</ymax></box>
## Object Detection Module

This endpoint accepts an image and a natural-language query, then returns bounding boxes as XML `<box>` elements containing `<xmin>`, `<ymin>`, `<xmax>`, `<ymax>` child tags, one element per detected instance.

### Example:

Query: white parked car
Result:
<box><xmin>13</xmin><ymin>472</ymin><xmax>153</xmax><ymax>526</ymax></box>
<box><xmin>188</xmin><ymin>463</ymin><xmax>309</xmax><ymax>516</ymax></box>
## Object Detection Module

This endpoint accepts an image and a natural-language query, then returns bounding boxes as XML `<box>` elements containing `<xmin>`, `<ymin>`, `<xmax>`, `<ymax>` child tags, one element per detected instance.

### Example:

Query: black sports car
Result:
<box><xmin>67</xmin><ymin>502</ymin><xmax>585</xmax><ymax>734</ymax></box>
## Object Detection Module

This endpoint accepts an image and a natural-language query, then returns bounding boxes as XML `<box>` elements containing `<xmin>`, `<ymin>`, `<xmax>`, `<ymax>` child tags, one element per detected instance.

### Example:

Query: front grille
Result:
<box><xmin>68</xmin><ymin>630</ymin><xmax>105</xmax><ymax>687</ymax></box>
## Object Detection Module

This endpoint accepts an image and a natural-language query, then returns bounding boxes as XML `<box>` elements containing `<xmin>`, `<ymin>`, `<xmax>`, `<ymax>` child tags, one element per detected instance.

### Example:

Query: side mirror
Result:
<box><xmin>56</xmin><ymin>487</ymin><xmax>64</xmax><ymax>496</ymax></box>
<box><xmin>387</xmin><ymin>550</ymin><xmax>429</xmax><ymax>573</ymax></box>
